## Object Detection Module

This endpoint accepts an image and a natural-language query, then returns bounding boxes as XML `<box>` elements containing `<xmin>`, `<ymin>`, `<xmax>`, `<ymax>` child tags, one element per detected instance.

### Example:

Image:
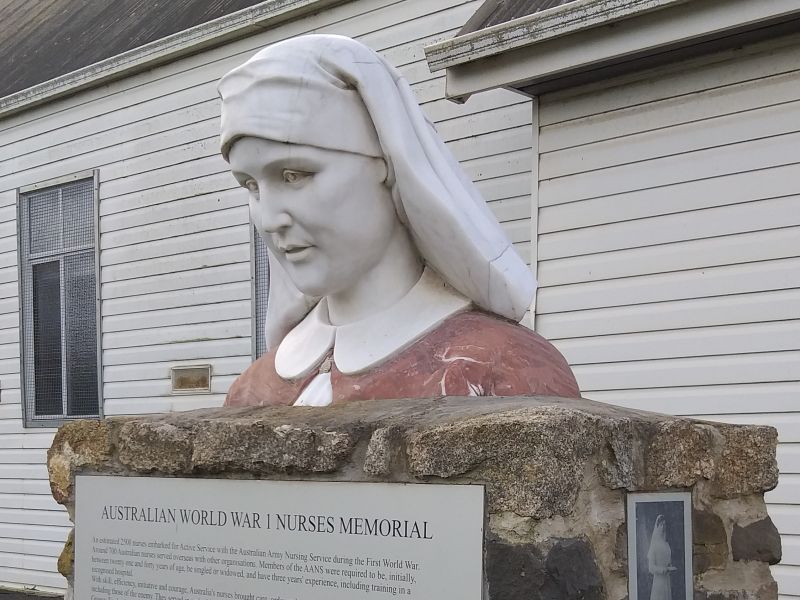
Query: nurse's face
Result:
<box><xmin>229</xmin><ymin>137</ymin><xmax>399</xmax><ymax>298</ymax></box>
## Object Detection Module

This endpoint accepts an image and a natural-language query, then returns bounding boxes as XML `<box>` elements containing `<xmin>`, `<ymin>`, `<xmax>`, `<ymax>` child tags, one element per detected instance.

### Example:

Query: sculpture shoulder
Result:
<box><xmin>428</xmin><ymin>310</ymin><xmax>546</xmax><ymax>348</ymax></box>
<box><xmin>225</xmin><ymin>349</ymin><xmax>309</xmax><ymax>407</ymax></box>
<box><xmin>417</xmin><ymin>310</ymin><xmax>570</xmax><ymax>366</ymax></box>
<box><xmin>225</xmin><ymin>310</ymin><xmax>580</xmax><ymax>407</ymax></box>
<box><xmin>337</xmin><ymin>310</ymin><xmax>580</xmax><ymax>401</ymax></box>
<box><xmin>428</xmin><ymin>311</ymin><xmax>580</xmax><ymax>398</ymax></box>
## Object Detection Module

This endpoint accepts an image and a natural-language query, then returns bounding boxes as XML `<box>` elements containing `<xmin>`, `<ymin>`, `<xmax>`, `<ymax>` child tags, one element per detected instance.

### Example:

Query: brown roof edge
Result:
<box><xmin>458</xmin><ymin>0</ymin><xmax>577</xmax><ymax>36</ymax></box>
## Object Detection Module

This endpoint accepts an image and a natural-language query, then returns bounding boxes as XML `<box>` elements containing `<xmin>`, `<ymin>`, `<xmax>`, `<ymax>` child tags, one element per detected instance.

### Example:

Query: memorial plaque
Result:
<box><xmin>75</xmin><ymin>476</ymin><xmax>484</xmax><ymax>600</ymax></box>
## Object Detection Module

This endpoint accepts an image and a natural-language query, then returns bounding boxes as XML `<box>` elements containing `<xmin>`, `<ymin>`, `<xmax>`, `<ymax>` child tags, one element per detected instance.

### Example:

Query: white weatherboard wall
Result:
<box><xmin>535</xmin><ymin>33</ymin><xmax>800</xmax><ymax>597</ymax></box>
<box><xmin>0</xmin><ymin>0</ymin><xmax>531</xmax><ymax>591</ymax></box>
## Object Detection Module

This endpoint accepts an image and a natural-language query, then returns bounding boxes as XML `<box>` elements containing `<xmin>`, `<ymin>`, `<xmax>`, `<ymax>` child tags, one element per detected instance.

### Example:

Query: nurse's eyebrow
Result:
<box><xmin>230</xmin><ymin>156</ymin><xmax>287</xmax><ymax>178</ymax></box>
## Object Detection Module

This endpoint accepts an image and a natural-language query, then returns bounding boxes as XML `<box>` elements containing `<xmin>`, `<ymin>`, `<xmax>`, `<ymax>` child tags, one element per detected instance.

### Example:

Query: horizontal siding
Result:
<box><xmin>539</xmin><ymin>162</ymin><xmax>800</xmax><ymax>234</ymax></box>
<box><xmin>557</xmin><ymin>320</ymin><xmax>800</xmax><ymax>366</ymax></box>
<box><xmin>539</xmin><ymin>196</ymin><xmax>800</xmax><ymax>260</ymax></box>
<box><xmin>781</xmin><ymin>535</ymin><xmax>800</xmax><ymax>567</ymax></box>
<box><xmin>0</xmin><ymin>538</ymin><xmax>62</xmax><ymax>557</ymax></box>
<box><xmin>539</xmin><ymin>33</ymin><xmax>800</xmax><ymax>126</ymax></box>
<box><xmin>104</xmin><ymin>395</ymin><xmax>228</xmax><ymax>416</ymax></box>
<box><xmin>539</xmin><ymin>35</ymin><xmax>800</xmax><ymax>596</ymax></box>
<box><xmin>775</xmin><ymin>567</ymin><xmax>800</xmax><ymax>599</ymax></box>
<box><xmin>103</xmin><ymin>299</ymin><xmax>251</xmax><ymax>332</ymax></box>
<box><xmin>539</xmin><ymin>226</ymin><xmax>800</xmax><ymax>286</ymax></box>
<box><xmin>0</xmin><ymin>567</ymin><xmax>65</xmax><ymax>593</ymax></box>
<box><xmin>0</xmin><ymin>0</ymin><xmax>532</xmax><ymax>591</ymax></box>
<box><xmin>541</xmin><ymin>71</ymin><xmax>800</xmax><ymax>153</ymax></box>
<box><xmin>540</xmin><ymin>129</ymin><xmax>800</xmax><ymax>206</ymax></box>
<box><xmin>538</xmin><ymin>257</ymin><xmax>800</xmax><ymax>314</ymax></box>
<box><xmin>573</xmin><ymin>352</ymin><xmax>800</xmax><ymax>391</ymax></box>
<box><xmin>587</xmin><ymin>382</ymin><xmax>800</xmax><ymax>415</ymax></box>
<box><xmin>104</xmin><ymin>355</ymin><xmax>250</xmax><ymax>383</ymax></box>
<box><xmin>537</xmin><ymin>289</ymin><xmax>800</xmax><ymax>339</ymax></box>
<box><xmin>103</xmin><ymin>281</ymin><xmax>252</xmax><ymax>316</ymax></box>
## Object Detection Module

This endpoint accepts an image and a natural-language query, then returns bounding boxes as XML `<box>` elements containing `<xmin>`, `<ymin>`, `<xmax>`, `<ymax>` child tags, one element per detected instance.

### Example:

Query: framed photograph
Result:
<box><xmin>627</xmin><ymin>491</ymin><xmax>692</xmax><ymax>600</ymax></box>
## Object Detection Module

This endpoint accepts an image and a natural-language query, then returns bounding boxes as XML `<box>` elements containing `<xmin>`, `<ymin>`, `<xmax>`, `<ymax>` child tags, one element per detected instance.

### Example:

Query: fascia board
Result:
<box><xmin>425</xmin><ymin>0</ymin><xmax>690</xmax><ymax>72</ymax></box>
<box><xmin>438</xmin><ymin>0</ymin><xmax>800</xmax><ymax>100</ymax></box>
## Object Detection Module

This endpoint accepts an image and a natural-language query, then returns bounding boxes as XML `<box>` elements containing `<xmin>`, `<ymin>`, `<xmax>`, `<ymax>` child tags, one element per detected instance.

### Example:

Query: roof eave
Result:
<box><xmin>424</xmin><ymin>0</ymin><xmax>689</xmax><ymax>73</ymax></box>
<box><xmin>427</xmin><ymin>0</ymin><xmax>800</xmax><ymax>101</ymax></box>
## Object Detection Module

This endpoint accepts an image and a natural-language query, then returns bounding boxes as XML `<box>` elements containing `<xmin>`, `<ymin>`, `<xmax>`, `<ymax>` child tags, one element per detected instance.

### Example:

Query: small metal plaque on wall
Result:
<box><xmin>627</xmin><ymin>491</ymin><xmax>693</xmax><ymax>600</ymax></box>
<box><xmin>170</xmin><ymin>365</ymin><xmax>212</xmax><ymax>394</ymax></box>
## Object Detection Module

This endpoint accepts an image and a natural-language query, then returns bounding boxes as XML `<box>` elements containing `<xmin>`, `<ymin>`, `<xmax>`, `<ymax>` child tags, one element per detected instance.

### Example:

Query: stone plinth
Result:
<box><xmin>48</xmin><ymin>396</ymin><xmax>780</xmax><ymax>599</ymax></box>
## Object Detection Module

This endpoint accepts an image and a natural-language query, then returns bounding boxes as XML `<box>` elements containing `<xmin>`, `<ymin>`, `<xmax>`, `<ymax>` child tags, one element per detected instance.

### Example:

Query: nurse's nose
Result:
<box><xmin>251</xmin><ymin>190</ymin><xmax>292</xmax><ymax>233</ymax></box>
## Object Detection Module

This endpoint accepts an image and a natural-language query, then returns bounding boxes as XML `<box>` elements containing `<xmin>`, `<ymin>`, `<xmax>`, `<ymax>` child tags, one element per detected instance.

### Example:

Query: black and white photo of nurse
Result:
<box><xmin>627</xmin><ymin>492</ymin><xmax>692</xmax><ymax>600</ymax></box>
<box><xmin>647</xmin><ymin>514</ymin><xmax>677</xmax><ymax>599</ymax></box>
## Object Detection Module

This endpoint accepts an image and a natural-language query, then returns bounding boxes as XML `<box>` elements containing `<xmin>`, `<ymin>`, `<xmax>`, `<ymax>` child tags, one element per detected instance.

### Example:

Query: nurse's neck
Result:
<box><xmin>327</xmin><ymin>225</ymin><xmax>422</xmax><ymax>326</ymax></box>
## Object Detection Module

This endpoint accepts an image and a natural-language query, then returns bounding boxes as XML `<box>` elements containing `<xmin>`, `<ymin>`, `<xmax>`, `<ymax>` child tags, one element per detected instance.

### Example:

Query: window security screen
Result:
<box><xmin>19</xmin><ymin>178</ymin><xmax>99</xmax><ymax>425</ymax></box>
<box><xmin>252</xmin><ymin>224</ymin><xmax>269</xmax><ymax>359</ymax></box>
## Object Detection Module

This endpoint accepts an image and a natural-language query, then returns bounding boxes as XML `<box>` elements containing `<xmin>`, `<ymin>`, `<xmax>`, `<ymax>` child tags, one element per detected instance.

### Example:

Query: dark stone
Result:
<box><xmin>693</xmin><ymin>510</ymin><xmax>727</xmax><ymax>573</ymax></box>
<box><xmin>486</xmin><ymin>537</ymin><xmax>605</xmax><ymax>600</ymax></box>
<box><xmin>732</xmin><ymin>518</ymin><xmax>782</xmax><ymax>565</ymax></box>
<box><xmin>542</xmin><ymin>538</ymin><xmax>605</xmax><ymax>600</ymax></box>
<box><xmin>486</xmin><ymin>539</ymin><xmax>546</xmax><ymax>600</ymax></box>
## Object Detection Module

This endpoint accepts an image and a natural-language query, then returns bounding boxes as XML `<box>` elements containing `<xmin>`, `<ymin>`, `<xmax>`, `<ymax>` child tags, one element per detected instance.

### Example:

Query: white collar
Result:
<box><xmin>275</xmin><ymin>269</ymin><xmax>471</xmax><ymax>378</ymax></box>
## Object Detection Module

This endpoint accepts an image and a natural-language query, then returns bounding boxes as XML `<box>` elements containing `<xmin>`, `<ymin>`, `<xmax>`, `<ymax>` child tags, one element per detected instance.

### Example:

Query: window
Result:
<box><xmin>18</xmin><ymin>175</ymin><xmax>100</xmax><ymax>426</ymax></box>
<box><xmin>252</xmin><ymin>224</ymin><xmax>269</xmax><ymax>359</ymax></box>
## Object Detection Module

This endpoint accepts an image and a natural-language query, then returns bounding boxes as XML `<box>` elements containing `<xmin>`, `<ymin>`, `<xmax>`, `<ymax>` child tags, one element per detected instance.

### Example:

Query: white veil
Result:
<box><xmin>219</xmin><ymin>35</ymin><xmax>535</xmax><ymax>350</ymax></box>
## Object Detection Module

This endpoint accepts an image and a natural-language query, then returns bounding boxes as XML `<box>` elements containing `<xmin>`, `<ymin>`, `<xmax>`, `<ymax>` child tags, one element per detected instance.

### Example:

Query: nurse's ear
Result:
<box><xmin>381</xmin><ymin>156</ymin><xmax>393</xmax><ymax>186</ymax></box>
<box><xmin>380</xmin><ymin>156</ymin><xmax>408</xmax><ymax>227</ymax></box>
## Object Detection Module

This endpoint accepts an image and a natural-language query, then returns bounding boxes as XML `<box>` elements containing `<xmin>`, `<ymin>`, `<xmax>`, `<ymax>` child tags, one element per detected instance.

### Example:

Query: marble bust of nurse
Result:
<box><xmin>219</xmin><ymin>34</ymin><xmax>579</xmax><ymax>407</ymax></box>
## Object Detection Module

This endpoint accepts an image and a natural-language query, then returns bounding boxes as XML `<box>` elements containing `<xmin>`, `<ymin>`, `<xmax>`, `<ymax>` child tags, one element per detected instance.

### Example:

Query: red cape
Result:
<box><xmin>226</xmin><ymin>311</ymin><xmax>580</xmax><ymax>407</ymax></box>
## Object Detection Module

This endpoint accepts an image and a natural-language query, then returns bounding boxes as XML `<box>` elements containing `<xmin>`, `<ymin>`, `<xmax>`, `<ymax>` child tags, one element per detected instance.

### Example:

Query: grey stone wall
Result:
<box><xmin>48</xmin><ymin>396</ymin><xmax>781</xmax><ymax>599</ymax></box>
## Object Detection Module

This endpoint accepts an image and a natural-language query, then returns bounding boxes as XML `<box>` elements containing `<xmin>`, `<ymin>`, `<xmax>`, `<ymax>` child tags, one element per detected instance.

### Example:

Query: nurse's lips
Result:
<box><xmin>279</xmin><ymin>244</ymin><xmax>313</xmax><ymax>261</ymax></box>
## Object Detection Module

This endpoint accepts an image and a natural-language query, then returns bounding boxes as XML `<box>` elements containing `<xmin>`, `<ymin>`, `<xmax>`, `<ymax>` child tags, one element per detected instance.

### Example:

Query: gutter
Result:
<box><xmin>0</xmin><ymin>0</ymin><xmax>347</xmax><ymax>120</ymax></box>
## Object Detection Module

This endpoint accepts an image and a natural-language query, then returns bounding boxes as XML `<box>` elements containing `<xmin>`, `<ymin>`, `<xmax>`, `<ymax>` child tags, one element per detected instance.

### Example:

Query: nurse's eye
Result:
<box><xmin>244</xmin><ymin>179</ymin><xmax>259</xmax><ymax>194</ymax></box>
<box><xmin>282</xmin><ymin>169</ymin><xmax>311</xmax><ymax>184</ymax></box>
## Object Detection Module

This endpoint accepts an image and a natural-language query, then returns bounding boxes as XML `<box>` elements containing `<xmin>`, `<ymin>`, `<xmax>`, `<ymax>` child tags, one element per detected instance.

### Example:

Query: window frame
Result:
<box><xmin>17</xmin><ymin>169</ymin><xmax>103</xmax><ymax>427</ymax></box>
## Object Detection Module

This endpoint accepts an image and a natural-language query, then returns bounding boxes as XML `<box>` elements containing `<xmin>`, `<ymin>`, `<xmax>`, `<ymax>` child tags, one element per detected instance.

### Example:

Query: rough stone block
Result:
<box><xmin>711</xmin><ymin>426</ymin><xmax>779</xmax><ymax>498</ymax></box>
<box><xmin>643</xmin><ymin>421</ymin><xmax>716</xmax><ymax>489</ymax></box>
<box><xmin>693</xmin><ymin>510</ymin><xmax>728</xmax><ymax>573</ymax></box>
<box><xmin>47</xmin><ymin>396</ymin><xmax>779</xmax><ymax>599</ymax></box>
<box><xmin>485</xmin><ymin>537</ymin><xmax>605</xmax><ymax>600</ymax></box>
<box><xmin>190</xmin><ymin>416</ymin><xmax>357</xmax><ymax>474</ymax></box>
<box><xmin>542</xmin><ymin>538</ymin><xmax>605</xmax><ymax>599</ymax></box>
<box><xmin>485</xmin><ymin>539</ymin><xmax>546</xmax><ymax>599</ymax></box>
<box><xmin>407</xmin><ymin>406</ymin><xmax>605</xmax><ymax>516</ymax></box>
<box><xmin>47</xmin><ymin>420</ymin><xmax>113</xmax><ymax>504</ymax></box>
<box><xmin>732</xmin><ymin>518</ymin><xmax>782</xmax><ymax>565</ymax></box>
<box><xmin>57</xmin><ymin>528</ymin><xmax>74</xmax><ymax>578</ymax></box>
<box><xmin>363</xmin><ymin>425</ymin><xmax>404</xmax><ymax>476</ymax></box>
<box><xmin>695</xmin><ymin>581</ymin><xmax>778</xmax><ymax>600</ymax></box>
<box><xmin>118</xmin><ymin>421</ymin><xmax>193</xmax><ymax>473</ymax></box>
